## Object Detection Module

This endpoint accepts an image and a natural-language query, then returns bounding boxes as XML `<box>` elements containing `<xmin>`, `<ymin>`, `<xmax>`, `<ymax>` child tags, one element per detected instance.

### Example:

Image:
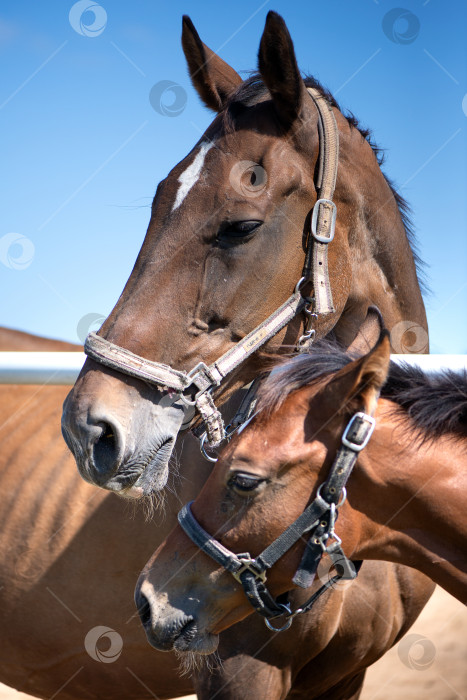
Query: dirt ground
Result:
<box><xmin>0</xmin><ymin>586</ymin><xmax>465</xmax><ymax>700</ymax></box>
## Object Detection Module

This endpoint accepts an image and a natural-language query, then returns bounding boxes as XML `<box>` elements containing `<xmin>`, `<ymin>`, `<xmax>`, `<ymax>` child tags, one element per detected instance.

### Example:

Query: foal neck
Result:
<box><xmin>348</xmin><ymin>401</ymin><xmax>467</xmax><ymax>602</ymax></box>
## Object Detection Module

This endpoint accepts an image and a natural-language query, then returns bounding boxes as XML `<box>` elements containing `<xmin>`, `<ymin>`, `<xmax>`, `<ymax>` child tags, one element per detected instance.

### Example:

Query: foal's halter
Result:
<box><xmin>84</xmin><ymin>88</ymin><xmax>339</xmax><ymax>448</ymax></box>
<box><xmin>178</xmin><ymin>411</ymin><xmax>375</xmax><ymax>631</ymax></box>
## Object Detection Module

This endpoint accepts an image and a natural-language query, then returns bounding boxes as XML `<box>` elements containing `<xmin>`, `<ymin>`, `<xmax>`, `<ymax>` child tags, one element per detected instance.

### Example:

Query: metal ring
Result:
<box><xmin>264</xmin><ymin>604</ymin><xmax>293</xmax><ymax>632</ymax></box>
<box><xmin>199</xmin><ymin>433</ymin><xmax>218</xmax><ymax>463</ymax></box>
<box><xmin>264</xmin><ymin>603</ymin><xmax>295</xmax><ymax>632</ymax></box>
<box><xmin>264</xmin><ymin>617</ymin><xmax>293</xmax><ymax>632</ymax></box>
<box><xmin>316</xmin><ymin>484</ymin><xmax>347</xmax><ymax>508</ymax></box>
<box><xmin>180</xmin><ymin>391</ymin><xmax>197</xmax><ymax>407</ymax></box>
<box><xmin>294</xmin><ymin>277</ymin><xmax>306</xmax><ymax>294</ymax></box>
<box><xmin>298</xmin><ymin>328</ymin><xmax>315</xmax><ymax>341</ymax></box>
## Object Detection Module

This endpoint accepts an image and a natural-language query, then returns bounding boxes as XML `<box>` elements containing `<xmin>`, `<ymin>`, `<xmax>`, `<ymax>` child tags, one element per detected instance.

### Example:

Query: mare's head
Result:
<box><xmin>135</xmin><ymin>335</ymin><xmax>391</xmax><ymax>654</ymax></box>
<box><xmin>62</xmin><ymin>10</ymin><xmax>420</xmax><ymax>496</ymax></box>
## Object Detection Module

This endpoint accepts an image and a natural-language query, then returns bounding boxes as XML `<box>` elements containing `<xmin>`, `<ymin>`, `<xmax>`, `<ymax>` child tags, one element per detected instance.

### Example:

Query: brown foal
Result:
<box><xmin>136</xmin><ymin>332</ymin><xmax>466</xmax><ymax>663</ymax></box>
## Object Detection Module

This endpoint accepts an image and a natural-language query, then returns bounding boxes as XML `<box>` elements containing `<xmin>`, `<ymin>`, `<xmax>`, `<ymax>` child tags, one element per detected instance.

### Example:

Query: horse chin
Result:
<box><xmin>132</xmin><ymin>440</ymin><xmax>173</xmax><ymax>495</ymax></box>
<box><xmin>141</xmin><ymin>611</ymin><xmax>219</xmax><ymax>656</ymax></box>
<box><xmin>117</xmin><ymin>485</ymin><xmax>145</xmax><ymax>500</ymax></box>
<box><xmin>103</xmin><ymin>459</ymin><xmax>170</xmax><ymax>497</ymax></box>
<box><xmin>88</xmin><ymin>434</ymin><xmax>175</xmax><ymax>496</ymax></box>
<box><xmin>173</xmin><ymin>622</ymin><xmax>219</xmax><ymax>656</ymax></box>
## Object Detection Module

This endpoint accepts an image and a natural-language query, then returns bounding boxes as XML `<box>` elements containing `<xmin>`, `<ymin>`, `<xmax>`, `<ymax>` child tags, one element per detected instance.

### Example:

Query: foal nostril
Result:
<box><xmin>91</xmin><ymin>420</ymin><xmax>122</xmax><ymax>482</ymax></box>
<box><xmin>135</xmin><ymin>590</ymin><xmax>152</xmax><ymax>629</ymax></box>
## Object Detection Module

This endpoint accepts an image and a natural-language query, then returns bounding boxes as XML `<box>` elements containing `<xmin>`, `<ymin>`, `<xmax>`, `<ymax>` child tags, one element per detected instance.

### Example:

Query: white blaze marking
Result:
<box><xmin>172</xmin><ymin>141</ymin><xmax>213</xmax><ymax>212</ymax></box>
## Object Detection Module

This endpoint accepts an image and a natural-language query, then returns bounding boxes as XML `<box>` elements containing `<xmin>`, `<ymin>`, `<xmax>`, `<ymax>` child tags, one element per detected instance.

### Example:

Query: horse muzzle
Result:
<box><xmin>61</xmin><ymin>362</ymin><xmax>185</xmax><ymax>493</ymax></box>
<box><xmin>135</xmin><ymin>579</ymin><xmax>219</xmax><ymax>654</ymax></box>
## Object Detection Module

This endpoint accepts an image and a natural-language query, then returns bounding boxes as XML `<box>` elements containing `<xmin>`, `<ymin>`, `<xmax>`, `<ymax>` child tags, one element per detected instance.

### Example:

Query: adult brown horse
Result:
<box><xmin>135</xmin><ymin>333</ymin><xmax>467</xmax><ymax>665</ymax></box>
<box><xmin>62</xmin><ymin>12</ymin><xmax>427</xmax><ymax>499</ymax></box>
<box><xmin>0</xmin><ymin>327</ymin><xmax>196</xmax><ymax>699</ymax></box>
<box><xmin>0</xmin><ymin>327</ymin><xmax>434</xmax><ymax>700</ymax></box>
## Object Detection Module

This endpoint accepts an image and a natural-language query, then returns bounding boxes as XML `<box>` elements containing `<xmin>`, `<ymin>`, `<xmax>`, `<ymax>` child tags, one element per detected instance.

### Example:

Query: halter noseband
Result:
<box><xmin>178</xmin><ymin>411</ymin><xmax>375</xmax><ymax>631</ymax></box>
<box><xmin>84</xmin><ymin>88</ymin><xmax>339</xmax><ymax>449</ymax></box>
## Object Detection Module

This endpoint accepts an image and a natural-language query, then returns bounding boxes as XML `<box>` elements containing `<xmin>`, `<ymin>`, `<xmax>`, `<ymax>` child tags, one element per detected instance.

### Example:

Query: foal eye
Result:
<box><xmin>218</xmin><ymin>220</ymin><xmax>262</xmax><ymax>242</ymax></box>
<box><xmin>229</xmin><ymin>472</ymin><xmax>264</xmax><ymax>493</ymax></box>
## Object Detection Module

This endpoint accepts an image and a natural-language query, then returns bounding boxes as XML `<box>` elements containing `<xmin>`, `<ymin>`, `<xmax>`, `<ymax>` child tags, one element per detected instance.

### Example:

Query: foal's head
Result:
<box><xmin>135</xmin><ymin>335</ymin><xmax>390</xmax><ymax>654</ymax></box>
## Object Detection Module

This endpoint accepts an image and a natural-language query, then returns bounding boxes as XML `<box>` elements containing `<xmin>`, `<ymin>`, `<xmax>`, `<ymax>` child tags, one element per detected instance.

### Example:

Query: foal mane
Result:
<box><xmin>257</xmin><ymin>341</ymin><xmax>467</xmax><ymax>442</ymax></box>
<box><xmin>221</xmin><ymin>73</ymin><xmax>426</xmax><ymax>291</ymax></box>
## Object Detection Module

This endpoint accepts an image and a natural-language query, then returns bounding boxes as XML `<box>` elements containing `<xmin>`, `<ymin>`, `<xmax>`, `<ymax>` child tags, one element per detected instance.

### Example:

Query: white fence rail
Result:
<box><xmin>0</xmin><ymin>352</ymin><xmax>85</xmax><ymax>384</ymax></box>
<box><xmin>0</xmin><ymin>352</ymin><xmax>466</xmax><ymax>385</ymax></box>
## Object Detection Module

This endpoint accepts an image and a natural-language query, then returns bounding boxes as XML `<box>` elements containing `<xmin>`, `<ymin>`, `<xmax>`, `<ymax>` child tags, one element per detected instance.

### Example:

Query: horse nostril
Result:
<box><xmin>136</xmin><ymin>591</ymin><xmax>152</xmax><ymax>629</ymax></box>
<box><xmin>92</xmin><ymin>421</ymin><xmax>120</xmax><ymax>480</ymax></box>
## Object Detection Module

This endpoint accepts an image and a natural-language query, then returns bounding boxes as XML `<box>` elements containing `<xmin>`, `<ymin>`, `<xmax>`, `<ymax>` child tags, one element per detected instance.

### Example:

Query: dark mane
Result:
<box><xmin>257</xmin><ymin>341</ymin><xmax>467</xmax><ymax>442</ymax></box>
<box><xmin>222</xmin><ymin>73</ymin><xmax>426</xmax><ymax>291</ymax></box>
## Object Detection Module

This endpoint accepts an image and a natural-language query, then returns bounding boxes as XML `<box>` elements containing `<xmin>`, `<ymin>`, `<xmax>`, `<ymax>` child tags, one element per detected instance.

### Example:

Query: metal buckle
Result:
<box><xmin>311</xmin><ymin>199</ymin><xmax>337</xmax><ymax>243</ymax></box>
<box><xmin>182</xmin><ymin>362</ymin><xmax>220</xmax><ymax>404</ymax></box>
<box><xmin>232</xmin><ymin>556</ymin><xmax>267</xmax><ymax>585</ymax></box>
<box><xmin>341</xmin><ymin>412</ymin><xmax>375</xmax><ymax>452</ymax></box>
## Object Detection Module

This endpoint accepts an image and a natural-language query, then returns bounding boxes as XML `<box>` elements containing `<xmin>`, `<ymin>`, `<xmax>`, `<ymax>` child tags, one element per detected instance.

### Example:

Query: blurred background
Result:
<box><xmin>1</xmin><ymin>0</ymin><xmax>466</xmax><ymax>352</ymax></box>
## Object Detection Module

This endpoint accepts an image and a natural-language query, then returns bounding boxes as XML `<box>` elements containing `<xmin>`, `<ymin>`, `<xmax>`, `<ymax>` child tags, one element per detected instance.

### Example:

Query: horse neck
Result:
<box><xmin>334</xmin><ymin>120</ymin><xmax>426</xmax><ymax>331</ymax></box>
<box><xmin>347</xmin><ymin>400</ymin><xmax>467</xmax><ymax>600</ymax></box>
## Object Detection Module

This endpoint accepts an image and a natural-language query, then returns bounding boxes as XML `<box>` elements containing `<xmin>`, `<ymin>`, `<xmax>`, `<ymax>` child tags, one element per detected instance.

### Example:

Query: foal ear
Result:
<box><xmin>258</xmin><ymin>11</ymin><xmax>306</xmax><ymax>128</ymax></box>
<box><xmin>322</xmin><ymin>330</ymin><xmax>391</xmax><ymax>418</ymax></box>
<box><xmin>182</xmin><ymin>16</ymin><xmax>243</xmax><ymax>112</ymax></box>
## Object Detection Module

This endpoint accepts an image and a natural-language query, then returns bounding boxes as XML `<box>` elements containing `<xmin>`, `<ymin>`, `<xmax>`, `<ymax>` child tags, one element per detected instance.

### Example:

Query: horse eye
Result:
<box><xmin>229</xmin><ymin>472</ymin><xmax>264</xmax><ymax>493</ymax></box>
<box><xmin>218</xmin><ymin>220</ymin><xmax>262</xmax><ymax>241</ymax></box>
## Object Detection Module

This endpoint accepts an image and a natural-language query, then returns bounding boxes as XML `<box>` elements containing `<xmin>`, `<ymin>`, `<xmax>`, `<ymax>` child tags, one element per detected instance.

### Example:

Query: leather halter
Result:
<box><xmin>178</xmin><ymin>411</ymin><xmax>375</xmax><ymax>631</ymax></box>
<box><xmin>84</xmin><ymin>88</ymin><xmax>339</xmax><ymax>448</ymax></box>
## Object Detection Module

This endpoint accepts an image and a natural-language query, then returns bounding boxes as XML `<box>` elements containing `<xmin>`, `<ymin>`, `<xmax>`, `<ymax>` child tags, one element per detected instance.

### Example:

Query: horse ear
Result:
<box><xmin>347</xmin><ymin>306</ymin><xmax>386</xmax><ymax>356</ymax></box>
<box><xmin>182</xmin><ymin>15</ymin><xmax>243</xmax><ymax>112</ymax></box>
<box><xmin>258</xmin><ymin>11</ymin><xmax>306</xmax><ymax>128</ymax></box>
<box><xmin>319</xmin><ymin>330</ymin><xmax>391</xmax><ymax>419</ymax></box>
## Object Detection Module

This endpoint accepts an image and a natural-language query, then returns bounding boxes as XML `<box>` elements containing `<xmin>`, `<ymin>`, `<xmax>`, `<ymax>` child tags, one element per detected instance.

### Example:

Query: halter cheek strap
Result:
<box><xmin>304</xmin><ymin>87</ymin><xmax>338</xmax><ymax>317</ymax></box>
<box><xmin>84</xmin><ymin>290</ymin><xmax>306</xmax><ymax>446</ymax></box>
<box><xmin>177</xmin><ymin>411</ymin><xmax>375</xmax><ymax>631</ymax></box>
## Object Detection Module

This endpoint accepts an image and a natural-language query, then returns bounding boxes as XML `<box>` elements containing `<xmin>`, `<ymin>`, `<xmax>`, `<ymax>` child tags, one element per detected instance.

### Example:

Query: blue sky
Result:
<box><xmin>1</xmin><ymin>1</ymin><xmax>466</xmax><ymax>353</ymax></box>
